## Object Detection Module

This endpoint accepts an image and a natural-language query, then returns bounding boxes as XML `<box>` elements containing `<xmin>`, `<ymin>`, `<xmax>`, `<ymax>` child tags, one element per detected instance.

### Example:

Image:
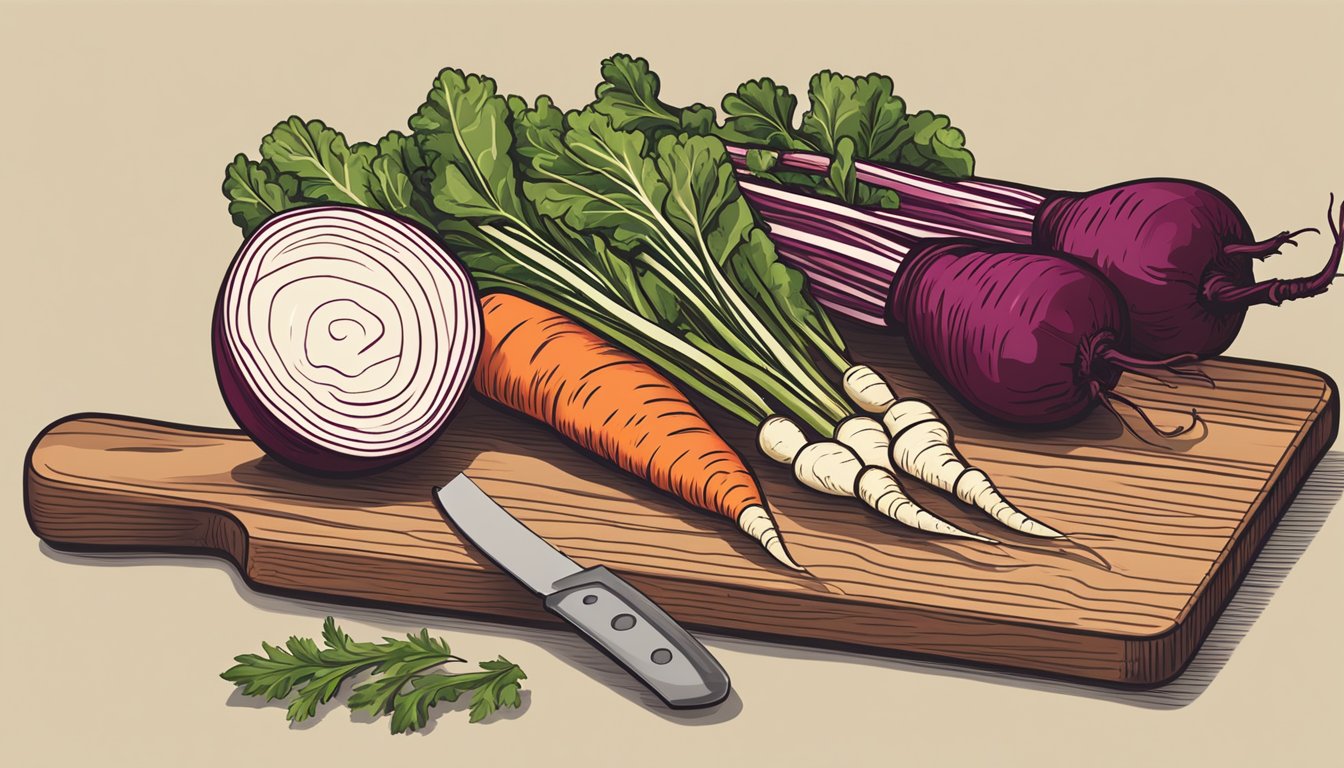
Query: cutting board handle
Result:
<box><xmin>25</xmin><ymin>414</ymin><xmax>249</xmax><ymax>563</ymax></box>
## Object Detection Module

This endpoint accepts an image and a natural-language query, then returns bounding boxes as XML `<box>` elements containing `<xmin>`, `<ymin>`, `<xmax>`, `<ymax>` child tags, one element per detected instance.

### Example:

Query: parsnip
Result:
<box><xmin>759</xmin><ymin>417</ymin><xmax>989</xmax><ymax>542</ymax></box>
<box><xmin>840</xmin><ymin>366</ymin><xmax>1064</xmax><ymax>538</ymax></box>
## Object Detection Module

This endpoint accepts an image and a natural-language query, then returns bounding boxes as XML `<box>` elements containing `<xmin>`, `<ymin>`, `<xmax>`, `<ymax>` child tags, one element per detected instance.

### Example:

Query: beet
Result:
<box><xmin>742</xmin><ymin>150</ymin><xmax>1343</xmax><ymax>360</ymax></box>
<box><xmin>889</xmin><ymin>241</ymin><xmax>1201</xmax><ymax>432</ymax></box>
<box><xmin>1035</xmin><ymin>182</ymin><xmax>1341</xmax><ymax>358</ymax></box>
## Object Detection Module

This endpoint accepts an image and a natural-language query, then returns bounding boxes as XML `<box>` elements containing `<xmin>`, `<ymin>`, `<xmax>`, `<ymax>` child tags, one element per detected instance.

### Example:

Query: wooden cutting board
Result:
<box><xmin>23</xmin><ymin>327</ymin><xmax>1337</xmax><ymax>686</ymax></box>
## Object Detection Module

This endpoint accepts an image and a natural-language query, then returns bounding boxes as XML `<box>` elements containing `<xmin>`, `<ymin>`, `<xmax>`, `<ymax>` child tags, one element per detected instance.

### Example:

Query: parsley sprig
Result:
<box><xmin>221</xmin><ymin>618</ymin><xmax>526</xmax><ymax>733</ymax></box>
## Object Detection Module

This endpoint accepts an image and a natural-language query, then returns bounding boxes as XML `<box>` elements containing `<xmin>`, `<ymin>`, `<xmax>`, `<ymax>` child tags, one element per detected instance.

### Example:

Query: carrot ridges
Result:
<box><xmin>473</xmin><ymin>293</ymin><xmax>795</xmax><ymax>569</ymax></box>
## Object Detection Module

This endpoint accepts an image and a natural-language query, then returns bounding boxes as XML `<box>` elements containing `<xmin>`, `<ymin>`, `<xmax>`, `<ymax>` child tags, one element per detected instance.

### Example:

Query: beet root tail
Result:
<box><xmin>1100</xmin><ymin>348</ymin><xmax>1215</xmax><ymax>389</ymax></box>
<box><xmin>1206</xmin><ymin>194</ymin><xmax>1344</xmax><ymax>307</ymax></box>
<box><xmin>1091</xmin><ymin>381</ymin><xmax>1202</xmax><ymax>446</ymax></box>
<box><xmin>1223</xmin><ymin>227</ymin><xmax>1318</xmax><ymax>259</ymax></box>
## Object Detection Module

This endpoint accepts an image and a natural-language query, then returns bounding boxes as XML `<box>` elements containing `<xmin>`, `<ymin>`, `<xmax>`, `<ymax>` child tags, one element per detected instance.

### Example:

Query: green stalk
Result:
<box><xmin>729</xmin><ymin>264</ymin><xmax>852</xmax><ymax>410</ymax></box>
<box><xmin>636</xmin><ymin>252</ymin><xmax>848</xmax><ymax>422</ymax></box>
<box><xmin>684</xmin><ymin>333</ymin><xmax>837</xmax><ymax>435</ymax></box>
<box><xmin>473</xmin><ymin>229</ymin><xmax>773</xmax><ymax>424</ymax></box>
<box><xmin>489</xmin><ymin>279</ymin><xmax>769</xmax><ymax>426</ymax></box>
<box><xmin>530</xmin><ymin>149</ymin><xmax>850</xmax><ymax>426</ymax></box>
<box><xmin>642</xmin><ymin>211</ymin><xmax>848</xmax><ymax>412</ymax></box>
<box><xmin>546</xmin><ymin>140</ymin><xmax>800</xmax><ymax>375</ymax></box>
<box><xmin>797</xmin><ymin>320</ymin><xmax>850</xmax><ymax>373</ymax></box>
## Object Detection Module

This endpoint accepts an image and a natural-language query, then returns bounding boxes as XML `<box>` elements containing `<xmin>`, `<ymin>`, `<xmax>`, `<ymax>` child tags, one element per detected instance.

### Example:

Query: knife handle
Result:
<box><xmin>543</xmin><ymin>566</ymin><xmax>730</xmax><ymax>709</ymax></box>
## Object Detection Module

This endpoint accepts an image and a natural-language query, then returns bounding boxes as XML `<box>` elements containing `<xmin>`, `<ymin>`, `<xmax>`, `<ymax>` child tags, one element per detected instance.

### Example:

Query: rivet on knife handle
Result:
<box><xmin>433</xmin><ymin>475</ymin><xmax>730</xmax><ymax>709</ymax></box>
<box><xmin>544</xmin><ymin>566</ymin><xmax>730</xmax><ymax>709</ymax></box>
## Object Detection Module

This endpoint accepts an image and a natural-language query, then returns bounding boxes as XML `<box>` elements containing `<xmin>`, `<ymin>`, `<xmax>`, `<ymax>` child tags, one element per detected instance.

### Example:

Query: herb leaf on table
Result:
<box><xmin>221</xmin><ymin>618</ymin><xmax>526</xmax><ymax>733</ymax></box>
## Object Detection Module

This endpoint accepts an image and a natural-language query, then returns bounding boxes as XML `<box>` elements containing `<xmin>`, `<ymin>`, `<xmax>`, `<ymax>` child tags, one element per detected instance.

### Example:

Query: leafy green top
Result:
<box><xmin>221</xmin><ymin>617</ymin><xmax>526</xmax><ymax>733</ymax></box>
<box><xmin>591</xmin><ymin>54</ymin><xmax>975</xmax><ymax>209</ymax></box>
<box><xmin>518</xmin><ymin>106</ymin><xmax>849</xmax><ymax>424</ymax></box>
<box><xmin>222</xmin><ymin>65</ymin><xmax>855</xmax><ymax>434</ymax></box>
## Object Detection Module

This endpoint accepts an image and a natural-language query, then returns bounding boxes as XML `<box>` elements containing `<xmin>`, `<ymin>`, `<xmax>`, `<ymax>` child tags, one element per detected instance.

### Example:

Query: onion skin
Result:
<box><xmin>213</xmin><ymin>205</ymin><xmax>482</xmax><ymax>476</ymax></box>
<box><xmin>889</xmin><ymin>242</ymin><xmax>1125</xmax><ymax>427</ymax></box>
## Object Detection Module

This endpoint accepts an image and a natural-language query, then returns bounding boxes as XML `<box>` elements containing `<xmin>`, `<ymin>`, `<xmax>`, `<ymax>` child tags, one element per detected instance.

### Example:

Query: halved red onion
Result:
<box><xmin>213</xmin><ymin>205</ymin><xmax>481</xmax><ymax>475</ymax></box>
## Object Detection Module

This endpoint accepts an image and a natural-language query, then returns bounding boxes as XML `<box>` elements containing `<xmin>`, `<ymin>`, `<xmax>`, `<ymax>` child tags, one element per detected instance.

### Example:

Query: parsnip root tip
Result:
<box><xmin>765</xmin><ymin>537</ymin><xmax>808</xmax><ymax>573</ymax></box>
<box><xmin>1016</xmin><ymin>519</ymin><xmax>1065</xmax><ymax>539</ymax></box>
<box><xmin>950</xmin><ymin>529</ymin><xmax>999</xmax><ymax>545</ymax></box>
<box><xmin>738</xmin><ymin>505</ymin><xmax>805</xmax><ymax>571</ymax></box>
<box><xmin>854</xmin><ymin>467</ymin><xmax>985</xmax><ymax>542</ymax></box>
<box><xmin>956</xmin><ymin>470</ymin><xmax>1064</xmax><ymax>538</ymax></box>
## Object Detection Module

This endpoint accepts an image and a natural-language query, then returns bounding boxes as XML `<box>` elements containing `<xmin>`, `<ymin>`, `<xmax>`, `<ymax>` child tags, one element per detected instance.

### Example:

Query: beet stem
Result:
<box><xmin>1205</xmin><ymin>194</ymin><xmax>1344</xmax><ymax>308</ymax></box>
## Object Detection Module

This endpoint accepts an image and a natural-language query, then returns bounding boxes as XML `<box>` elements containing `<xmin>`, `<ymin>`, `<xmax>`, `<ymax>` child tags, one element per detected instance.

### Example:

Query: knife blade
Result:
<box><xmin>433</xmin><ymin>474</ymin><xmax>730</xmax><ymax>709</ymax></box>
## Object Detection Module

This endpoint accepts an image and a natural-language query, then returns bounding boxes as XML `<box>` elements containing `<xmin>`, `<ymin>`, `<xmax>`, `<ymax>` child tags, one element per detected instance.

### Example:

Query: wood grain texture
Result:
<box><xmin>23</xmin><ymin>326</ymin><xmax>1338</xmax><ymax>686</ymax></box>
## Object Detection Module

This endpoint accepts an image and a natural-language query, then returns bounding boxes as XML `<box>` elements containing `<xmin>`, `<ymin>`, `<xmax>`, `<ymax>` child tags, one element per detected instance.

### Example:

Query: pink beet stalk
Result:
<box><xmin>730</xmin><ymin>146</ymin><xmax>1343</xmax><ymax>358</ymax></box>
<box><xmin>739</xmin><ymin>172</ymin><xmax>1206</xmax><ymax>433</ymax></box>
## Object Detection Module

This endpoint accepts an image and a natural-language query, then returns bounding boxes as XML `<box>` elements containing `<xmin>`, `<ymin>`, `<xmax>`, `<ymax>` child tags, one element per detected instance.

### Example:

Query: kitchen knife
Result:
<box><xmin>432</xmin><ymin>474</ymin><xmax>731</xmax><ymax>709</ymax></box>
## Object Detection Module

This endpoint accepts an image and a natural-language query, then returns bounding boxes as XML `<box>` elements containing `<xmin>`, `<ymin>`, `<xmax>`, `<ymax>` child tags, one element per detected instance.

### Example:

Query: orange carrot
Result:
<box><xmin>474</xmin><ymin>293</ymin><xmax>800</xmax><ymax>570</ymax></box>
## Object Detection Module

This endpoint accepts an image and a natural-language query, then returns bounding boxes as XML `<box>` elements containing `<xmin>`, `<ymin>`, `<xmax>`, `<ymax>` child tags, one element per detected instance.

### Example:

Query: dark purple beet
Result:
<box><xmin>752</xmin><ymin>149</ymin><xmax>1343</xmax><ymax>360</ymax></box>
<box><xmin>889</xmin><ymin>241</ymin><xmax>1200</xmax><ymax>431</ymax></box>
<box><xmin>1036</xmin><ymin>181</ymin><xmax>1341</xmax><ymax>358</ymax></box>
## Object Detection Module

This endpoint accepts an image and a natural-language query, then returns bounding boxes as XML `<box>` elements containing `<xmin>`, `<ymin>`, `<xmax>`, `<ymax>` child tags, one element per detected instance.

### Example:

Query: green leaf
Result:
<box><xmin>320</xmin><ymin>616</ymin><xmax>350</xmax><ymax>650</ymax></box>
<box><xmin>850</xmin><ymin>74</ymin><xmax>908</xmax><ymax>161</ymax></box>
<box><xmin>370</xmin><ymin>132</ymin><xmax>436</xmax><ymax>226</ymax></box>
<box><xmin>827</xmin><ymin>138</ymin><xmax>858</xmax><ymax>204</ymax></box>
<box><xmin>259</xmin><ymin>117</ymin><xmax>378</xmax><ymax>207</ymax></box>
<box><xmin>798</xmin><ymin>71</ymin><xmax>905</xmax><ymax>160</ymax></box>
<box><xmin>744</xmin><ymin>148</ymin><xmax>779</xmax><ymax>174</ymax></box>
<box><xmin>798</xmin><ymin>71</ymin><xmax>854</xmax><ymax>155</ymax></box>
<box><xmin>522</xmin><ymin>109</ymin><xmax>668</xmax><ymax>252</ymax></box>
<box><xmin>656</xmin><ymin>133</ymin><xmax>754</xmax><ymax>266</ymax></box>
<box><xmin>795</xmin><ymin>75</ymin><xmax>974</xmax><ymax>179</ymax></box>
<box><xmin>468</xmin><ymin>658</ymin><xmax>528</xmax><ymax>723</ymax></box>
<box><xmin>592</xmin><ymin>54</ymin><xmax>685</xmax><ymax>138</ymax></box>
<box><xmin>221</xmin><ymin>154</ymin><xmax>299</xmax><ymax>236</ymax></box>
<box><xmin>286</xmin><ymin>662</ymin><xmax>363</xmax><ymax>722</ymax></box>
<box><xmin>220</xmin><ymin>641</ymin><xmax>314</xmax><ymax>701</ymax></box>
<box><xmin>387</xmin><ymin>658</ymin><xmax>526</xmax><ymax>734</ymax></box>
<box><xmin>511</xmin><ymin>94</ymin><xmax>566</xmax><ymax>171</ymax></box>
<box><xmin>222</xmin><ymin>619</ymin><xmax>520</xmax><ymax>734</ymax></box>
<box><xmin>856</xmin><ymin>184</ymin><xmax>903</xmax><ymax>210</ymax></box>
<box><xmin>677</xmin><ymin>104</ymin><xmax>717</xmax><ymax>136</ymax></box>
<box><xmin>719</xmin><ymin>78</ymin><xmax>802</xmax><ymax>149</ymax></box>
<box><xmin>410</xmin><ymin>68</ymin><xmax>527</xmax><ymax>222</ymax></box>
<box><xmin>388</xmin><ymin>675</ymin><xmax>468</xmax><ymax>734</ymax></box>
<box><xmin>636</xmin><ymin>266</ymin><xmax>684</xmax><ymax>328</ymax></box>
<box><xmin>730</xmin><ymin>229</ymin><xmax>846</xmax><ymax>356</ymax></box>
<box><xmin>795</xmin><ymin>71</ymin><xmax>903</xmax><ymax>160</ymax></box>
<box><xmin>893</xmin><ymin>110</ymin><xmax>975</xmax><ymax>178</ymax></box>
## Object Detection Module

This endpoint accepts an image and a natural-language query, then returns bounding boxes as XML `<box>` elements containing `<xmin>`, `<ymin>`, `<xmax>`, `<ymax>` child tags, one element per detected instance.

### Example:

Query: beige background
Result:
<box><xmin>3</xmin><ymin>0</ymin><xmax>1342</xmax><ymax>765</ymax></box>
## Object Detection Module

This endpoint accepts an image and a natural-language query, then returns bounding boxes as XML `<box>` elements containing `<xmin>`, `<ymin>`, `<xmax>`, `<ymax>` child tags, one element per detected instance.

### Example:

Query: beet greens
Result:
<box><xmin>589</xmin><ymin>54</ymin><xmax>1342</xmax><ymax>360</ymax></box>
